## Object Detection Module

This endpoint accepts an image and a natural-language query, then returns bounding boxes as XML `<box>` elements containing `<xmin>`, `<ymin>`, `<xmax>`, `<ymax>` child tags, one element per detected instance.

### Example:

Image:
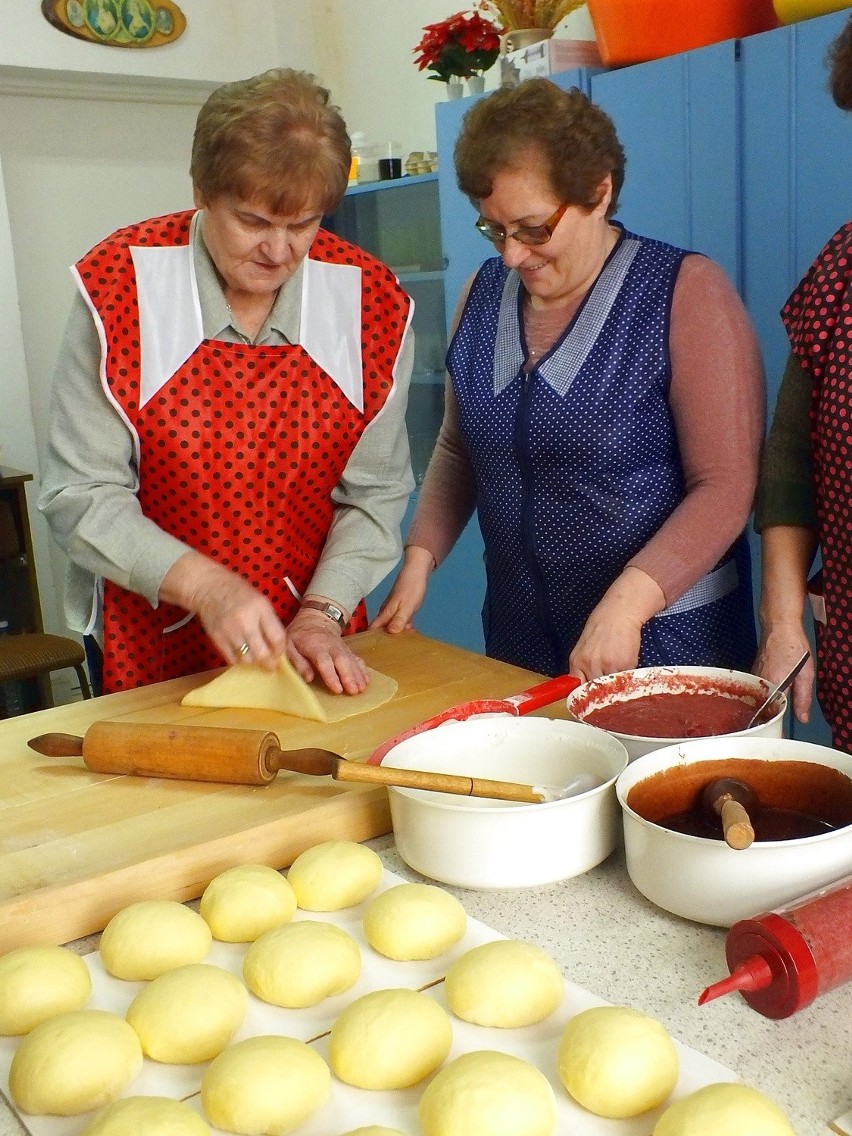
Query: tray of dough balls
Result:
<box><xmin>0</xmin><ymin>840</ymin><xmax>749</xmax><ymax>1136</ymax></box>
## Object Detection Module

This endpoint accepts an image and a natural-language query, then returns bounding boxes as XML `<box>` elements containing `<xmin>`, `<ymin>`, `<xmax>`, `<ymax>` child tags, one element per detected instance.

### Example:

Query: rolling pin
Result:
<box><xmin>28</xmin><ymin>720</ymin><xmax>575</xmax><ymax>803</ymax></box>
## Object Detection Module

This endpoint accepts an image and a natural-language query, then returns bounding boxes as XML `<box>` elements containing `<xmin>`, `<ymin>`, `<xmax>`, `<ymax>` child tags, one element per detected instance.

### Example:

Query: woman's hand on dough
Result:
<box><xmin>287</xmin><ymin>609</ymin><xmax>369</xmax><ymax>695</ymax></box>
<box><xmin>160</xmin><ymin>551</ymin><xmax>288</xmax><ymax>669</ymax></box>
<box><xmin>569</xmin><ymin>567</ymin><xmax>665</xmax><ymax>682</ymax></box>
<box><xmin>754</xmin><ymin>621</ymin><xmax>814</xmax><ymax>723</ymax></box>
<box><xmin>370</xmin><ymin>545</ymin><xmax>435</xmax><ymax>633</ymax></box>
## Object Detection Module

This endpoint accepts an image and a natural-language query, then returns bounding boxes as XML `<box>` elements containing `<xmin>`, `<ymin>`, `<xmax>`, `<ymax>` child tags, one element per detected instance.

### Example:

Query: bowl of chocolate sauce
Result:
<box><xmin>615</xmin><ymin>736</ymin><xmax>852</xmax><ymax>926</ymax></box>
<box><xmin>565</xmin><ymin>666</ymin><xmax>786</xmax><ymax>761</ymax></box>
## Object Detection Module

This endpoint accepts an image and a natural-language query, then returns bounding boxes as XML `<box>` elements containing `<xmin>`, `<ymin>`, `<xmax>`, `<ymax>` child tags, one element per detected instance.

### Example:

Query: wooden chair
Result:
<box><xmin>0</xmin><ymin>632</ymin><xmax>92</xmax><ymax>710</ymax></box>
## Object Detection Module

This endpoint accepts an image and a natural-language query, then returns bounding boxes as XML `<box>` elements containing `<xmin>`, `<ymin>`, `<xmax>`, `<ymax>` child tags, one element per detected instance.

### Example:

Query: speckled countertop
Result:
<box><xmin>0</xmin><ymin>839</ymin><xmax>844</xmax><ymax>1136</ymax></box>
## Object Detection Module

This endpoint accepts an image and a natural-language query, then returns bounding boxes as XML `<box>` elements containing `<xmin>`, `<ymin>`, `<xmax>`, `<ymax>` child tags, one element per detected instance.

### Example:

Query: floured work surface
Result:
<box><xmin>0</xmin><ymin>630</ymin><xmax>552</xmax><ymax>951</ymax></box>
<box><xmin>0</xmin><ymin>869</ymin><xmax>739</xmax><ymax>1136</ymax></box>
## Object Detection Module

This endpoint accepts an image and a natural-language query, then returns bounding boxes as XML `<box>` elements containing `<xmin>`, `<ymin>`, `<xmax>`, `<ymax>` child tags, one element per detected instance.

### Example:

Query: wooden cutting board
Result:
<box><xmin>0</xmin><ymin>630</ymin><xmax>557</xmax><ymax>951</ymax></box>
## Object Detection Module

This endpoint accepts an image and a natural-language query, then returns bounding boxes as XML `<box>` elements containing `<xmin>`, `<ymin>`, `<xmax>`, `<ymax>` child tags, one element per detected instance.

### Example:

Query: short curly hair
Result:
<box><xmin>828</xmin><ymin>14</ymin><xmax>852</xmax><ymax>111</ymax></box>
<box><xmin>191</xmin><ymin>69</ymin><xmax>351</xmax><ymax>216</ymax></box>
<box><xmin>454</xmin><ymin>79</ymin><xmax>625</xmax><ymax>219</ymax></box>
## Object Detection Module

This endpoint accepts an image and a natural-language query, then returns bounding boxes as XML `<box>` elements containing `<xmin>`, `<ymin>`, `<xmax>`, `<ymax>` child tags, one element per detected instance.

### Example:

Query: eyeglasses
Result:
<box><xmin>474</xmin><ymin>199</ymin><xmax>571</xmax><ymax>246</ymax></box>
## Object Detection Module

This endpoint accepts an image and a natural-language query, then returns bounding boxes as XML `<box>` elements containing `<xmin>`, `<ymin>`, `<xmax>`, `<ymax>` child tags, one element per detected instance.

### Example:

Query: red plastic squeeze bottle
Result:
<box><xmin>698</xmin><ymin>872</ymin><xmax>852</xmax><ymax>1019</ymax></box>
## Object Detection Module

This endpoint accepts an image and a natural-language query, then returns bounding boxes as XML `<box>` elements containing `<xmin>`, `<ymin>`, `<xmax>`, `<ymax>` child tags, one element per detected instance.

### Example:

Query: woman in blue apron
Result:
<box><xmin>374</xmin><ymin>80</ymin><xmax>763</xmax><ymax>681</ymax></box>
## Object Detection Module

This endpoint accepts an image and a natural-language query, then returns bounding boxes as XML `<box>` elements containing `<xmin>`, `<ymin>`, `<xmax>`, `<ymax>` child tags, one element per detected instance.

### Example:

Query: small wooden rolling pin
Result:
<box><xmin>29</xmin><ymin>720</ymin><xmax>565</xmax><ymax>803</ymax></box>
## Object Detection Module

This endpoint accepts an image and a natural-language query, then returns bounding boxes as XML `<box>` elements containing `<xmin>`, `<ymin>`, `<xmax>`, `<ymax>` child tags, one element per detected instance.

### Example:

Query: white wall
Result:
<box><xmin>0</xmin><ymin>0</ymin><xmax>320</xmax><ymax>81</ymax></box>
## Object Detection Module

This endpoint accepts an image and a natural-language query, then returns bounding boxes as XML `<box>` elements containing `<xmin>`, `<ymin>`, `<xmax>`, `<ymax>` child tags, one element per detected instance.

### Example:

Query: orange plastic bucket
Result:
<box><xmin>587</xmin><ymin>0</ymin><xmax>780</xmax><ymax>67</ymax></box>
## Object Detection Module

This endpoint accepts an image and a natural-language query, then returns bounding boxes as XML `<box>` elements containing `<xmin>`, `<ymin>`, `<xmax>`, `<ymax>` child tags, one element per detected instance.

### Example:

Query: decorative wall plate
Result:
<box><xmin>41</xmin><ymin>0</ymin><xmax>186</xmax><ymax>48</ymax></box>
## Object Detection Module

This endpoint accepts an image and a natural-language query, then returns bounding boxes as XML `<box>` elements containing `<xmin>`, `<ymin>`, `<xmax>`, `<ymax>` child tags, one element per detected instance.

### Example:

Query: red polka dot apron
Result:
<box><xmin>783</xmin><ymin>221</ymin><xmax>852</xmax><ymax>751</ymax></box>
<box><xmin>74</xmin><ymin>211</ymin><xmax>411</xmax><ymax>693</ymax></box>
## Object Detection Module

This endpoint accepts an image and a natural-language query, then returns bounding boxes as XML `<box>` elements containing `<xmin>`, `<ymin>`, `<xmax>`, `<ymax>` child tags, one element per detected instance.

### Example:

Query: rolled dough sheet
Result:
<box><xmin>181</xmin><ymin>656</ymin><xmax>398</xmax><ymax>723</ymax></box>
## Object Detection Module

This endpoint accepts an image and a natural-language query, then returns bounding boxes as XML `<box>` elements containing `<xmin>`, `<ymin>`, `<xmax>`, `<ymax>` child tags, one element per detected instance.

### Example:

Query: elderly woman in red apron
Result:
<box><xmin>754</xmin><ymin>16</ymin><xmax>852</xmax><ymax>751</ymax></box>
<box><xmin>40</xmin><ymin>70</ymin><xmax>414</xmax><ymax>696</ymax></box>
<box><xmin>374</xmin><ymin>80</ymin><xmax>764</xmax><ymax>682</ymax></box>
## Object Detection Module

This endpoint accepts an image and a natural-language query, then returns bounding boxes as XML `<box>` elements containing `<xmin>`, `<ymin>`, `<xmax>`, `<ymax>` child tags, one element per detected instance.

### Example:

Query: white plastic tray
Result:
<box><xmin>0</xmin><ymin>870</ymin><xmax>737</xmax><ymax>1135</ymax></box>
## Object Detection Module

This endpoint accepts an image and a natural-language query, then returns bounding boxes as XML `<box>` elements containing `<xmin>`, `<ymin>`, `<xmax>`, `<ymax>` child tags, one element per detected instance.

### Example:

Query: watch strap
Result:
<box><xmin>301</xmin><ymin>599</ymin><xmax>348</xmax><ymax>630</ymax></box>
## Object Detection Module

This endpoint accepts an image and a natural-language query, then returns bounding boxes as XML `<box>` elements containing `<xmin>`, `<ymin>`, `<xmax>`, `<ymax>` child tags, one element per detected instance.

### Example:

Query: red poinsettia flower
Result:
<box><xmin>413</xmin><ymin>10</ymin><xmax>503</xmax><ymax>81</ymax></box>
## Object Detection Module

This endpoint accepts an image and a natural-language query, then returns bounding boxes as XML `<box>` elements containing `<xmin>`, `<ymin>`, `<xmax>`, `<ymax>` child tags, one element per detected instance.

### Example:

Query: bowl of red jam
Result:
<box><xmin>565</xmin><ymin>666</ymin><xmax>786</xmax><ymax>761</ymax></box>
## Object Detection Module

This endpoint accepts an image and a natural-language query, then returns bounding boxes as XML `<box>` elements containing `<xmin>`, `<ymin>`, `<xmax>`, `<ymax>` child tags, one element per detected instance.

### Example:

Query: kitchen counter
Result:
<box><xmin>0</xmin><ymin>839</ymin><xmax>842</xmax><ymax>1136</ymax></box>
<box><xmin>0</xmin><ymin>631</ymin><xmax>844</xmax><ymax>1135</ymax></box>
<box><xmin>371</xmin><ymin>839</ymin><xmax>845</xmax><ymax>1136</ymax></box>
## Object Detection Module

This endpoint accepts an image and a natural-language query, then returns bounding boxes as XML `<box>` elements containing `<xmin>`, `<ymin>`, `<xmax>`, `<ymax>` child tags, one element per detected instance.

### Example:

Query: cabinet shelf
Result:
<box><xmin>344</xmin><ymin>171</ymin><xmax>438</xmax><ymax>197</ymax></box>
<box><xmin>326</xmin><ymin>175</ymin><xmax>447</xmax><ymax>486</ymax></box>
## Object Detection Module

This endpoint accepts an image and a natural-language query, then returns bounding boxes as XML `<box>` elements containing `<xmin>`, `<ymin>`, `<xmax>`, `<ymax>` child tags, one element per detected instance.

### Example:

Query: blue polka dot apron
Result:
<box><xmin>447</xmin><ymin>226</ymin><xmax>756</xmax><ymax>677</ymax></box>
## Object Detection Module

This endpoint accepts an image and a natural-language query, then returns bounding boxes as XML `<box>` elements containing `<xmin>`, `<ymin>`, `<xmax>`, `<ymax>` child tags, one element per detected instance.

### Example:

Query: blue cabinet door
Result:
<box><xmin>590</xmin><ymin>40</ymin><xmax>740</xmax><ymax>282</ymax></box>
<box><xmin>741</xmin><ymin>12</ymin><xmax>852</xmax><ymax>399</ymax></box>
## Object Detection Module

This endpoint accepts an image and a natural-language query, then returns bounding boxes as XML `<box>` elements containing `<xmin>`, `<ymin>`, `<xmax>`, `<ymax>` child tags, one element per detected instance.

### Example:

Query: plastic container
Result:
<box><xmin>699</xmin><ymin>873</ymin><xmax>852</xmax><ymax>1018</ymax></box>
<box><xmin>348</xmin><ymin>131</ymin><xmax>379</xmax><ymax>185</ymax></box>
<box><xmin>586</xmin><ymin>0</ymin><xmax>779</xmax><ymax>67</ymax></box>
<box><xmin>773</xmin><ymin>0</ymin><xmax>851</xmax><ymax>24</ymax></box>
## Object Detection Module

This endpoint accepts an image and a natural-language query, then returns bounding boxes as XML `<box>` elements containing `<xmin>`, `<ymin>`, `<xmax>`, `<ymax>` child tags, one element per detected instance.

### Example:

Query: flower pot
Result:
<box><xmin>502</xmin><ymin>27</ymin><xmax>554</xmax><ymax>53</ymax></box>
<box><xmin>586</xmin><ymin>0</ymin><xmax>779</xmax><ymax>68</ymax></box>
<box><xmin>466</xmin><ymin>74</ymin><xmax>486</xmax><ymax>94</ymax></box>
<box><xmin>773</xmin><ymin>0</ymin><xmax>851</xmax><ymax>23</ymax></box>
<box><xmin>445</xmin><ymin>77</ymin><xmax>464</xmax><ymax>99</ymax></box>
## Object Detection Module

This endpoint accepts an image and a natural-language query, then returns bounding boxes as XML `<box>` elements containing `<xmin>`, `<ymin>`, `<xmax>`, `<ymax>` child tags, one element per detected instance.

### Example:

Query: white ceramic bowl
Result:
<box><xmin>380</xmin><ymin>715</ymin><xmax>629</xmax><ymax>889</ymax></box>
<box><xmin>565</xmin><ymin>666</ymin><xmax>786</xmax><ymax>761</ymax></box>
<box><xmin>616</xmin><ymin>736</ymin><xmax>852</xmax><ymax>926</ymax></box>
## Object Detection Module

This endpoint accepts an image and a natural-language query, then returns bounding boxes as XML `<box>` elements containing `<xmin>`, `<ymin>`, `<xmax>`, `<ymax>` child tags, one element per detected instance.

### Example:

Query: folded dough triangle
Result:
<box><xmin>181</xmin><ymin>653</ymin><xmax>397</xmax><ymax>723</ymax></box>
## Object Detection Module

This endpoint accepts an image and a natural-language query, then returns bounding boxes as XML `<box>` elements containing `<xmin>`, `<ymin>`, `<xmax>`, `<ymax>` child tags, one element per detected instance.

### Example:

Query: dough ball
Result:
<box><xmin>202</xmin><ymin>1035</ymin><xmax>330</xmax><ymax>1135</ymax></box>
<box><xmin>287</xmin><ymin>841</ymin><xmax>383</xmax><ymax>911</ymax></box>
<box><xmin>420</xmin><ymin>1049</ymin><xmax>556</xmax><ymax>1136</ymax></box>
<box><xmin>200</xmin><ymin>864</ymin><xmax>296</xmax><ymax>942</ymax></box>
<box><xmin>363</xmin><ymin>883</ymin><xmax>466</xmax><ymax>960</ymax></box>
<box><xmin>444</xmin><ymin>939</ymin><xmax>563</xmax><ymax>1027</ymax></box>
<box><xmin>243</xmin><ymin>920</ymin><xmax>360</xmax><ymax>1008</ymax></box>
<box><xmin>125</xmin><ymin>963</ymin><xmax>247</xmax><ymax>1064</ymax></box>
<box><xmin>99</xmin><ymin>900</ymin><xmax>212</xmax><ymax>980</ymax></box>
<box><xmin>329</xmin><ymin>987</ymin><xmax>452</xmax><ymax>1089</ymax></box>
<box><xmin>0</xmin><ymin>945</ymin><xmax>92</xmax><ymax>1035</ymax></box>
<box><xmin>80</xmin><ymin>1095</ymin><xmax>211</xmax><ymax>1135</ymax></box>
<box><xmin>339</xmin><ymin>1129</ymin><xmax>408</xmax><ymax>1136</ymax></box>
<box><xmin>338</xmin><ymin>1129</ymin><xmax>408</xmax><ymax>1136</ymax></box>
<box><xmin>558</xmin><ymin>1005</ymin><xmax>679</xmax><ymax>1118</ymax></box>
<box><xmin>8</xmin><ymin>1009</ymin><xmax>142</xmax><ymax>1116</ymax></box>
<box><xmin>652</xmin><ymin>1082</ymin><xmax>796</xmax><ymax>1136</ymax></box>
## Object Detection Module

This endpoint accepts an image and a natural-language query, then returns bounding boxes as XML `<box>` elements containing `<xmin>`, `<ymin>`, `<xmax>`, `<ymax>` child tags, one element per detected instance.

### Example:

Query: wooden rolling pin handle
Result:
<box><xmin>330</xmin><ymin>759</ymin><xmax>543</xmax><ymax>803</ymax></box>
<box><xmin>82</xmin><ymin>721</ymin><xmax>280</xmax><ymax>785</ymax></box>
<box><xmin>719</xmin><ymin>797</ymin><xmax>755</xmax><ymax>850</ymax></box>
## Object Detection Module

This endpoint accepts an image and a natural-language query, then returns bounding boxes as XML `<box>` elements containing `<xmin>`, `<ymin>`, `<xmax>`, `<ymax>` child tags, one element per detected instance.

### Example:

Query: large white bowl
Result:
<box><xmin>566</xmin><ymin>666</ymin><xmax>786</xmax><ymax>761</ymax></box>
<box><xmin>380</xmin><ymin>715</ymin><xmax>629</xmax><ymax>889</ymax></box>
<box><xmin>616</xmin><ymin>736</ymin><xmax>852</xmax><ymax>926</ymax></box>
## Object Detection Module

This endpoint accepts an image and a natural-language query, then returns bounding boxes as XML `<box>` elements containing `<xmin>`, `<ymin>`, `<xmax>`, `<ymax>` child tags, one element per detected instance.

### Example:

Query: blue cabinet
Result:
<box><xmin>591</xmin><ymin>42</ymin><xmax>741</xmax><ymax>282</ymax></box>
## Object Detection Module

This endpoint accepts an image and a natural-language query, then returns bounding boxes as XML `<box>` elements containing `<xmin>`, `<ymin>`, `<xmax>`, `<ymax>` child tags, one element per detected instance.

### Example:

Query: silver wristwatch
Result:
<box><xmin>301</xmin><ymin>599</ymin><xmax>348</xmax><ymax>630</ymax></box>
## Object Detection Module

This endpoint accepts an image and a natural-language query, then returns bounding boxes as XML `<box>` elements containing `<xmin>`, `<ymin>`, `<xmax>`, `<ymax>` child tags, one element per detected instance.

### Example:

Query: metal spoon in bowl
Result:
<box><xmin>746</xmin><ymin>650</ymin><xmax>810</xmax><ymax>730</ymax></box>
